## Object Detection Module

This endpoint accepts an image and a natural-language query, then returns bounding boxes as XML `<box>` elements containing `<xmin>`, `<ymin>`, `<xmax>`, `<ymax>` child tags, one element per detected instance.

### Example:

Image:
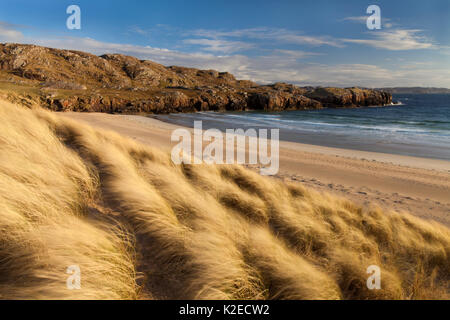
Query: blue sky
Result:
<box><xmin>0</xmin><ymin>0</ymin><xmax>449</xmax><ymax>87</ymax></box>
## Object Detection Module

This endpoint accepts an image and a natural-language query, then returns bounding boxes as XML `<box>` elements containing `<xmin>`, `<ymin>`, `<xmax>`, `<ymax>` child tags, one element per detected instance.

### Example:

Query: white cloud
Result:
<box><xmin>189</xmin><ymin>27</ymin><xmax>271</xmax><ymax>39</ymax></box>
<box><xmin>182</xmin><ymin>38</ymin><xmax>253</xmax><ymax>53</ymax></box>
<box><xmin>341</xmin><ymin>16</ymin><xmax>368</xmax><ymax>23</ymax></box>
<box><xmin>276</xmin><ymin>33</ymin><xmax>343</xmax><ymax>47</ymax></box>
<box><xmin>189</xmin><ymin>27</ymin><xmax>343</xmax><ymax>47</ymax></box>
<box><xmin>0</xmin><ymin>22</ymin><xmax>24</xmax><ymax>42</ymax></box>
<box><xmin>272</xmin><ymin>49</ymin><xmax>320</xmax><ymax>58</ymax></box>
<box><xmin>341</xmin><ymin>16</ymin><xmax>394</xmax><ymax>29</ymax></box>
<box><xmin>129</xmin><ymin>26</ymin><xmax>148</xmax><ymax>35</ymax></box>
<box><xmin>342</xmin><ymin>29</ymin><xmax>435</xmax><ymax>50</ymax></box>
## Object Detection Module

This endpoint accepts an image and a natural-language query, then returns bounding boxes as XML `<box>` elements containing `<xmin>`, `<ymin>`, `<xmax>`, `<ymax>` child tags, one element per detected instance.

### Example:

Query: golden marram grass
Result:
<box><xmin>0</xmin><ymin>99</ymin><xmax>448</xmax><ymax>299</ymax></box>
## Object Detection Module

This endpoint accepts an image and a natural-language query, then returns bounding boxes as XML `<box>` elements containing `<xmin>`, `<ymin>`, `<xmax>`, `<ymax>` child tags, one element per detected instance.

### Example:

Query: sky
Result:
<box><xmin>0</xmin><ymin>0</ymin><xmax>449</xmax><ymax>88</ymax></box>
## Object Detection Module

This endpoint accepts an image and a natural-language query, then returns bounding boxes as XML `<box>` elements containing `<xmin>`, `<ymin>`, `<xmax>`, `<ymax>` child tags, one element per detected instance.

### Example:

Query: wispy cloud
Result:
<box><xmin>341</xmin><ymin>16</ymin><xmax>368</xmax><ymax>23</ymax></box>
<box><xmin>189</xmin><ymin>27</ymin><xmax>343</xmax><ymax>47</ymax></box>
<box><xmin>188</xmin><ymin>26</ymin><xmax>435</xmax><ymax>52</ymax></box>
<box><xmin>128</xmin><ymin>25</ymin><xmax>148</xmax><ymax>35</ymax></box>
<box><xmin>341</xmin><ymin>16</ymin><xmax>394</xmax><ymax>28</ymax></box>
<box><xmin>275</xmin><ymin>33</ymin><xmax>343</xmax><ymax>47</ymax></box>
<box><xmin>0</xmin><ymin>22</ymin><xmax>24</xmax><ymax>42</ymax></box>
<box><xmin>182</xmin><ymin>38</ymin><xmax>253</xmax><ymax>53</ymax></box>
<box><xmin>272</xmin><ymin>49</ymin><xmax>321</xmax><ymax>58</ymax></box>
<box><xmin>343</xmin><ymin>29</ymin><xmax>435</xmax><ymax>50</ymax></box>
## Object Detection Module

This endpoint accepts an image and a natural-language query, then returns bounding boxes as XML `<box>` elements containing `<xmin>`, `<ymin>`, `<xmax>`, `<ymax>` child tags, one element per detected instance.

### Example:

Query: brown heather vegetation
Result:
<box><xmin>0</xmin><ymin>99</ymin><xmax>449</xmax><ymax>300</ymax></box>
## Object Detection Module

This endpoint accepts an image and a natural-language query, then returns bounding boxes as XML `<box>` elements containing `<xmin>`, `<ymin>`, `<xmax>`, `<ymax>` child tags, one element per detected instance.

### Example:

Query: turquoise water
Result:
<box><xmin>155</xmin><ymin>94</ymin><xmax>450</xmax><ymax>160</ymax></box>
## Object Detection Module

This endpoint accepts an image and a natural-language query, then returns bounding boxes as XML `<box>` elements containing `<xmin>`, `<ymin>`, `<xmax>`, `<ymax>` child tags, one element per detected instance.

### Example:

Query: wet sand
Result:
<box><xmin>59</xmin><ymin>112</ymin><xmax>450</xmax><ymax>226</ymax></box>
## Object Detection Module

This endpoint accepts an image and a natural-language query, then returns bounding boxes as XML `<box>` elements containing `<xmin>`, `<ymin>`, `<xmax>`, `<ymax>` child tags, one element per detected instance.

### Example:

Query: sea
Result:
<box><xmin>154</xmin><ymin>94</ymin><xmax>450</xmax><ymax>160</ymax></box>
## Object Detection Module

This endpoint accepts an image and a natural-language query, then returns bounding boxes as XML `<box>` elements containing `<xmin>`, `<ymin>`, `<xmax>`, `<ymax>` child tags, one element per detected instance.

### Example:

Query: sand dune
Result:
<box><xmin>61</xmin><ymin>112</ymin><xmax>450</xmax><ymax>226</ymax></box>
<box><xmin>1</xmin><ymin>100</ymin><xmax>449</xmax><ymax>299</ymax></box>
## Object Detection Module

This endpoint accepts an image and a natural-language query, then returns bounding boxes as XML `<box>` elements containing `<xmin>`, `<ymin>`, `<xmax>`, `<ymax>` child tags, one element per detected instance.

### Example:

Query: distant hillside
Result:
<box><xmin>0</xmin><ymin>43</ymin><xmax>391</xmax><ymax>113</ymax></box>
<box><xmin>378</xmin><ymin>87</ymin><xmax>450</xmax><ymax>94</ymax></box>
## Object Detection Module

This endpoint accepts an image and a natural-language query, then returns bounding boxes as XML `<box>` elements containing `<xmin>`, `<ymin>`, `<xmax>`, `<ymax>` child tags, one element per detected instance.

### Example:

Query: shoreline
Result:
<box><xmin>88</xmin><ymin>112</ymin><xmax>450</xmax><ymax>172</ymax></box>
<box><xmin>151</xmin><ymin>106</ymin><xmax>450</xmax><ymax>162</ymax></box>
<box><xmin>59</xmin><ymin>112</ymin><xmax>450</xmax><ymax>226</ymax></box>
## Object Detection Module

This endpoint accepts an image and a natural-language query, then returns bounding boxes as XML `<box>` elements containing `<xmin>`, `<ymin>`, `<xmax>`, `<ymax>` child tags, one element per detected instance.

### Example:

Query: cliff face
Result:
<box><xmin>0</xmin><ymin>43</ymin><xmax>392</xmax><ymax>113</ymax></box>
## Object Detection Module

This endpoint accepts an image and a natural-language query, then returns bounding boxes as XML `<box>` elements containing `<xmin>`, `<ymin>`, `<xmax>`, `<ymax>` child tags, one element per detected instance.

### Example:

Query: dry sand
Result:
<box><xmin>59</xmin><ymin>112</ymin><xmax>450</xmax><ymax>226</ymax></box>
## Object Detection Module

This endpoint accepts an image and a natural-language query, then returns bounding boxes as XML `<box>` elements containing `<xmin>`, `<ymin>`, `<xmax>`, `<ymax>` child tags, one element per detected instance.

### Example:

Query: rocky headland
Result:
<box><xmin>0</xmin><ymin>43</ymin><xmax>392</xmax><ymax>113</ymax></box>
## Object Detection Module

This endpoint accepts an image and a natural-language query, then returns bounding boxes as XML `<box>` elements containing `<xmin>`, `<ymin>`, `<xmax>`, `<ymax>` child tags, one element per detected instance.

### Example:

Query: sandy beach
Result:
<box><xmin>60</xmin><ymin>112</ymin><xmax>450</xmax><ymax>226</ymax></box>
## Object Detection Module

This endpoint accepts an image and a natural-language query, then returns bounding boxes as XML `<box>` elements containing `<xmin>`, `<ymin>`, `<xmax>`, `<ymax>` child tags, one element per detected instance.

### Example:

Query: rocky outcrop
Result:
<box><xmin>0</xmin><ymin>43</ymin><xmax>392</xmax><ymax>113</ymax></box>
<box><xmin>248</xmin><ymin>91</ymin><xmax>323</xmax><ymax>111</ymax></box>
<box><xmin>305</xmin><ymin>87</ymin><xmax>392</xmax><ymax>108</ymax></box>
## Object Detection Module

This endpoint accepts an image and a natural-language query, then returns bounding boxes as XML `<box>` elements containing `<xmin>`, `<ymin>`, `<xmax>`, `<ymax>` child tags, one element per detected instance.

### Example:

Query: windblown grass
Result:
<box><xmin>0</xmin><ymin>99</ymin><xmax>449</xmax><ymax>299</ymax></box>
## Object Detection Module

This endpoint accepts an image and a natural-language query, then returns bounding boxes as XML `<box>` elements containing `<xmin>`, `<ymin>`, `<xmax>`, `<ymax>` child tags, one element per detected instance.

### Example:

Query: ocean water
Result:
<box><xmin>154</xmin><ymin>94</ymin><xmax>450</xmax><ymax>160</ymax></box>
